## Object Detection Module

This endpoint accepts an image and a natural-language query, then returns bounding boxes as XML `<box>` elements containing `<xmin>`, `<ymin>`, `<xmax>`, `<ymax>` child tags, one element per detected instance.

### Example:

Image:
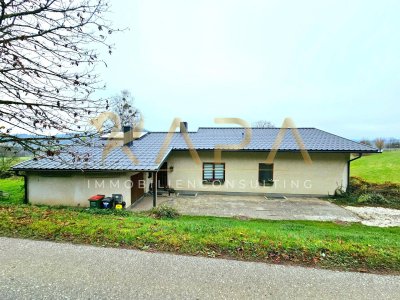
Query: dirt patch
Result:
<box><xmin>344</xmin><ymin>206</ymin><xmax>400</xmax><ymax>227</ymax></box>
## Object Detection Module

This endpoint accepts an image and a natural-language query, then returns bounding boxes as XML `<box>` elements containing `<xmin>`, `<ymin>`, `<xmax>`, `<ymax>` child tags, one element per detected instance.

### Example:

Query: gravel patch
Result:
<box><xmin>344</xmin><ymin>206</ymin><xmax>400</xmax><ymax>227</ymax></box>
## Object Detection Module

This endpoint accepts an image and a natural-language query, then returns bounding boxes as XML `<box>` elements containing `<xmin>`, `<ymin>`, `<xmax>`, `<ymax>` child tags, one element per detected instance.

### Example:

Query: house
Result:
<box><xmin>12</xmin><ymin>123</ymin><xmax>379</xmax><ymax>207</ymax></box>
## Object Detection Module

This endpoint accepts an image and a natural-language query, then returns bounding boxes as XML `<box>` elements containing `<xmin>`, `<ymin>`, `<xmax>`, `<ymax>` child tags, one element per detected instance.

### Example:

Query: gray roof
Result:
<box><xmin>12</xmin><ymin>127</ymin><xmax>379</xmax><ymax>172</ymax></box>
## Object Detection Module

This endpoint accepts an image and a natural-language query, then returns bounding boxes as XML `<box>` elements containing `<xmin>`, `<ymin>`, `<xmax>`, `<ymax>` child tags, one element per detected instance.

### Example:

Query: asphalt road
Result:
<box><xmin>0</xmin><ymin>237</ymin><xmax>399</xmax><ymax>299</ymax></box>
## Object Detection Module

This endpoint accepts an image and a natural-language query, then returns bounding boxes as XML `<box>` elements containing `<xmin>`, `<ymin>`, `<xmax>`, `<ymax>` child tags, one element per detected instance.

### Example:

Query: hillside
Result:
<box><xmin>351</xmin><ymin>151</ymin><xmax>400</xmax><ymax>183</ymax></box>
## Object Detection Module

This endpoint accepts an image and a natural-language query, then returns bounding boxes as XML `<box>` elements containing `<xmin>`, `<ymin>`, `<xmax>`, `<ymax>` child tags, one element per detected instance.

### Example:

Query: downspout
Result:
<box><xmin>15</xmin><ymin>171</ymin><xmax>28</xmax><ymax>204</ymax></box>
<box><xmin>346</xmin><ymin>153</ymin><xmax>362</xmax><ymax>192</ymax></box>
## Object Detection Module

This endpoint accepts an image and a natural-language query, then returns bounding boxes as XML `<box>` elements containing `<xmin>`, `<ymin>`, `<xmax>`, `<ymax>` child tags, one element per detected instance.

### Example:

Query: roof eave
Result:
<box><xmin>12</xmin><ymin>168</ymin><xmax>158</xmax><ymax>172</ymax></box>
<box><xmin>170</xmin><ymin>148</ymin><xmax>381</xmax><ymax>153</ymax></box>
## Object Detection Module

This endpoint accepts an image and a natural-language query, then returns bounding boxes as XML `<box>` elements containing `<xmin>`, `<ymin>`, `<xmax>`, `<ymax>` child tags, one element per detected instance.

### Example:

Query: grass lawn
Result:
<box><xmin>0</xmin><ymin>203</ymin><xmax>399</xmax><ymax>274</ymax></box>
<box><xmin>0</xmin><ymin>177</ymin><xmax>24</xmax><ymax>204</ymax></box>
<box><xmin>351</xmin><ymin>151</ymin><xmax>400</xmax><ymax>183</ymax></box>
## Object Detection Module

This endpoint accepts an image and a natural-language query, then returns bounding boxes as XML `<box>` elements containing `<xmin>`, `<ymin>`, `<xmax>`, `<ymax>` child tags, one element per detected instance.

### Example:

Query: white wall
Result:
<box><xmin>26</xmin><ymin>151</ymin><xmax>350</xmax><ymax>207</ymax></box>
<box><xmin>166</xmin><ymin>151</ymin><xmax>350</xmax><ymax>195</ymax></box>
<box><xmin>27</xmin><ymin>172</ymin><xmax>138</xmax><ymax>207</ymax></box>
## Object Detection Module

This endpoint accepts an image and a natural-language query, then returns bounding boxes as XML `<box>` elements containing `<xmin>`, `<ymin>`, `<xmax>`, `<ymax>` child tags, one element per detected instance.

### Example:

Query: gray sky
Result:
<box><xmin>98</xmin><ymin>0</ymin><xmax>400</xmax><ymax>139</ymax></box>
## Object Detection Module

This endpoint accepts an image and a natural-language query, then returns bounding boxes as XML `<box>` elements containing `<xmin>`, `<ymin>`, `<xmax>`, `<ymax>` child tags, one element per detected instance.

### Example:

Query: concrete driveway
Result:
<box><xmin>132</xmin><ymin>194</ymin><xmax>360</xmax><ymax>223</ymax></box>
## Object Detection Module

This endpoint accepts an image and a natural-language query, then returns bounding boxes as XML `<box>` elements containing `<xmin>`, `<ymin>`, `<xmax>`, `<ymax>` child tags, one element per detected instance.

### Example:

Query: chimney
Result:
<box><xmin>123</xmin><ymin>126</ymin><xmax>133</xmax><ymax>146</ymax></box>
<box><xmin>179</xmin><ymin>122</ymin><xmax>188</xmax><ymax>133</ymax></box>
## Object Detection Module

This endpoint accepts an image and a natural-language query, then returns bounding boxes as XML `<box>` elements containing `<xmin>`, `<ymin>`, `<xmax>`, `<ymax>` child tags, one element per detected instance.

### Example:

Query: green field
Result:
<box><xmin>0</xmin><ymin>177</ymin><xmax>24</xmax><ymax>204</ymax></box>
<box><xmin>351</xmin><ymin>151</ymin><xmax>400</xmax><ymax>183</ymax></box>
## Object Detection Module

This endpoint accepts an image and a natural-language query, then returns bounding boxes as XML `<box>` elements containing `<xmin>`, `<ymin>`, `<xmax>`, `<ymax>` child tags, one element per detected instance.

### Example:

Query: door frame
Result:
<box><xmin>130</xmin><ymin>173</ymin><xmax>144</xmax><ymax>205</ymax></box>
<box><xmin>158</xmin><ymin>162</ymin><xmax>168</xmax><ymax>188</ymax></box>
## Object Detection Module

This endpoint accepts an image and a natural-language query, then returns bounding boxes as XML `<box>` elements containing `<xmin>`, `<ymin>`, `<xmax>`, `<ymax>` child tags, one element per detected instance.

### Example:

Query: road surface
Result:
<box><xmin>0</xmin><ymin>237</ymin><xmax>399</xmax><ymax>299</ymax></box>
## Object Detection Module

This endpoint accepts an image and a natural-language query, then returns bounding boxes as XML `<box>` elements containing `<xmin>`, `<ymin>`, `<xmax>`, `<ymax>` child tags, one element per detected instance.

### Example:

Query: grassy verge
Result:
<box><xmin>1</xmin><ymin>204</ymin><xmax>399</xmax><ymax>274</ymax></box>
<box><xmin>351</xmin><ymin>151</ymin><xmax>400</xmax><ymax>183</ymax></box>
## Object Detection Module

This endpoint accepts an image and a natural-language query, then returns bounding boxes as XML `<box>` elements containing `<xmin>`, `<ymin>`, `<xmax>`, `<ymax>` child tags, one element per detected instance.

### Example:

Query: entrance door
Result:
<box><xmin>158</xmin><ymin>162</ymin><xmax>168</xmax><ymax>188</ymax></box>
<box><xmin>131</xmin><ymin>173</ymin><xmax>144</xmax><ymax>204</ymax></box>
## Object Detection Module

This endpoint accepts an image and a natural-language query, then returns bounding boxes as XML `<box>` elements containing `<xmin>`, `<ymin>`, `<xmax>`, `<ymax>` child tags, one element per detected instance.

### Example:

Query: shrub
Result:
<box><xmin>334</xmin><ymin>186</ymin><xmax>348</xmax><ymax>198</ymax></box>
<box><xmin>150</xmin><ymin>205</ymin><xmax>180</xmax><ymax>219</ymax></box>
<box><xmin>357</xmin><ymin>193</ymin><xmax>388</xmax><ymax>205</ymax></box>
<box><xmin>331</xmin><ymin>177</ymin><xmax>399</xmax><ymax>208</ymax></box>
<box><xmin>0</xmin><ymin>171</ymin><xmax>13</xmax><ymax>179</ymax></box>
<box><xmin>350</xmin><ymin>177</ymin><xmax>400</xmax><ymax>200</ymax></box>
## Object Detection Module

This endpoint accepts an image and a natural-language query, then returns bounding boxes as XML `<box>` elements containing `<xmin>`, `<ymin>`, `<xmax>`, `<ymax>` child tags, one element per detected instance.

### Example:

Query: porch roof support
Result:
<box><xmin>152</xmin><ymin>171</ymin><xmax>157</xmax><ymax>207</ymax></box>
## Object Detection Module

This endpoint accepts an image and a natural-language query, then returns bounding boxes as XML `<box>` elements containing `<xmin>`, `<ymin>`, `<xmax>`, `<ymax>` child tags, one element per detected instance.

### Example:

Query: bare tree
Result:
<box><xmin>374</xmin><ymin>138</ymin><xmax>385</xmax><ymax>151</ymax></box>
<box><xmin>253</xmin><ymin>120</ymin><xmax>276</xmax><ymax>128</ymax></box>
<box><xmin>0</xmin><ymin>0</ymin><xmax>118</xmax><ymax>155</ymax></box>
<box><xmin>360</xmin><ymin>139</ymin><xmax>372</xmax><ymax>146</ymax></box>
<box><xmin>386</xmin><ymin>137</ymin><xmax>400</xmax><ymax>149</ymax></box>
<box><xmin>110</xmin><ymin>90</ymin><xmax>140</xmax><ymax>128</ymax></box>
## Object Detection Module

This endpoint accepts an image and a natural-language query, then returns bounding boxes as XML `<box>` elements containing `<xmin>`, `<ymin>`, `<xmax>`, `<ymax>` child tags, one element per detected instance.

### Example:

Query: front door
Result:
<box><xmin>131</xmin><ymin>173</ymin><xmax>144</xmax><ymax>204</ymax></box>
<box><xmin>158</xmin><ymin>162</ymin><xmax>168</xmax><ymax>188</ymax></box>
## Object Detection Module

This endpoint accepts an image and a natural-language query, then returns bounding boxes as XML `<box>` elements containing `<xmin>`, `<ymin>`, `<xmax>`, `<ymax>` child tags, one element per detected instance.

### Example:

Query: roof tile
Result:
<box><xmin>12</xmin><ymin>128</ymin><xmax>379</xmax><ymax>171</ymax></box>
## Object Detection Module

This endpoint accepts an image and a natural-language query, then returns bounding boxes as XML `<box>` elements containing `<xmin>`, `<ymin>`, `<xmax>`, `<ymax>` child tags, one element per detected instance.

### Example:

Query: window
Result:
<box><xmin>203</xmin><ymin>163</ymin><xmax>225</xmax><ymax>183</ymax></box>
<box><xmin>259</xmin><ymin>163</ymin><xmax>273</xmax><ymax>186</ymax></box>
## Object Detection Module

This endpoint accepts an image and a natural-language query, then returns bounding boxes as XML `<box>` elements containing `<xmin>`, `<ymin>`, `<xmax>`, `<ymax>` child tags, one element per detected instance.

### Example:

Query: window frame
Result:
<box><xmin>258</xmin><ymin>163</ymin><xmax>274</xmax><ymax>186</ymax></box>
<box><xmin>202</xmin><ymin>162</ymin><xmax>226</xmax><ymax>184</ymax></box>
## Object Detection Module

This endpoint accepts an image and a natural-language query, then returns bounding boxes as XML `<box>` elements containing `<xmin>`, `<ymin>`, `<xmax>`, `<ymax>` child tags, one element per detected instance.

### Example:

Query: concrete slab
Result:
<box><xmin>131</xmin><ymin>194</ymin><xmax>360</xmax><ymax>223</ymax></box>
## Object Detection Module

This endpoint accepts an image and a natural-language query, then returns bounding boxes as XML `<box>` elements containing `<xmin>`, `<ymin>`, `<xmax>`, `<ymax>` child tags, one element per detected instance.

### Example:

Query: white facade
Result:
<box><xmin>26</xmin><ymin>151</ymin><xmax>350</xmax><ymax>207</ymax></box>
<box><xmin>166</xmin><ymin>151</ymin><xmax>349</xmax><ymax>195</ymax></box>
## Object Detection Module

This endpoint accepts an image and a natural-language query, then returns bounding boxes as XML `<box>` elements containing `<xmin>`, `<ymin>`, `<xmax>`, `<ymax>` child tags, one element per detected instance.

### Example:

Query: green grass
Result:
<box><xmin>0</xmin><ymin>204</ymin><xmax>399</xmax><ymax>274</ymax></box>
<box><xmin>9</xmin><ymin>156</ymin><xmax>31</xmax><ymax>163</ymax></box>
<box><xmin>0</xmin><ymin>177</ymin><xmax>24</xmax><ymax>204</ymax></box>
<box><xmin>351</xmin><ymin>151</ymin><xmax>400</xmax><ymax>183</ymax></box>
<box><xmin>1</xmin><ymin>156</ymin><xmax>30</xmax><ymax>170</ymax></box>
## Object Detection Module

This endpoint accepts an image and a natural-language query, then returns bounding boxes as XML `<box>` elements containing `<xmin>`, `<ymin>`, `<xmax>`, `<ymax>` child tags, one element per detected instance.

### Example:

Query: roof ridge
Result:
<box><xmin>197</xmin><ymin>127</ymin><xmax>316</xmax><ymax>129</ymax></box>
<box><xmin>146</xmin><ymin>127</ymin><xmax>318</xmax><ymax>133</ymax></box>
<box><xmin>146</xmin><ymin>131</ymin><xmax>197</xmax><ymax>134</ymax></box>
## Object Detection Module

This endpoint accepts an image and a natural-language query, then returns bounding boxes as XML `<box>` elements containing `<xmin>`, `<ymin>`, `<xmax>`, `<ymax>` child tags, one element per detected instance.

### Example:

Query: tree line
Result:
<box><xmin>360</xmin><ymin>138</ymin><xmax>400</xmax><ymax>151</ymax></box>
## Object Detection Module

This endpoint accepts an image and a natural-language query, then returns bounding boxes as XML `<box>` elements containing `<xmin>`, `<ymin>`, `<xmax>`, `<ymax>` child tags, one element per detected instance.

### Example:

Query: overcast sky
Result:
<box><xmin>97</xmin><ymin>0</ymin><xmax>400</xmax><ymax>139</ymax></box>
